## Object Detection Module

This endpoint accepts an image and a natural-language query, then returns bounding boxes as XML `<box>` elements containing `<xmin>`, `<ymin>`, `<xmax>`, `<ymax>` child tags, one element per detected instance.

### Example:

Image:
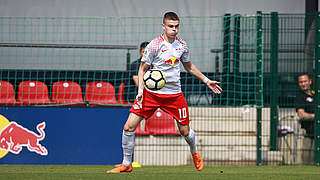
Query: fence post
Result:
<box><xmin>233</xmin><ymin>14</ymin><xmax>240</xmax><ymax>75</ymax></box>
<box><xmin>270</xmin><ymin>12</ymin><xmax>279</xmax><ymax>151</ymax></box>
<box><xmin>233</xmin><ymin>14</ymin><xmax>241</xmax><ymax>105</ymax></box>
<box><xmin>223</xmin><ymin>13</ymin><xmax>231</xmax><ymax>105</ymax></box>
<box><xmin>315</xmin><ymin>11</ymin><xmax>320</xmax><ymax>166</ymax></box>
<box><xmin>256</xmin><ymin>11</ymin><xmax>263</xmax><ymax>166</ymax></box>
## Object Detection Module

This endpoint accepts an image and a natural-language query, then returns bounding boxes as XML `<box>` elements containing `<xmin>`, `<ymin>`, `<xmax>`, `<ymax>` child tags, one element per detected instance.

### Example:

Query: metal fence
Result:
<box><xmin>262</xmin><ymin>12</ymin><xmax>319</xmax><ymax>165</ymax></box>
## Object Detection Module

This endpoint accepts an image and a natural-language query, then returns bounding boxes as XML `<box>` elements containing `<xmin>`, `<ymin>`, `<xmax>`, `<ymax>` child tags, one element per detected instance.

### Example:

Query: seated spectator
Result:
<box><xmin>296</xmin><ymin>73</ymin><xmax>315</xmax><ymax>136</ymax></box>
<box><xmin>125</xmin><ymin>41</ymin><xmax>149</xmax><ymax>102</ymax></box>
<box><xmin>295</xmin><ymin>73</ymin><xmax>315</xmax><ymax>164</ymax></box>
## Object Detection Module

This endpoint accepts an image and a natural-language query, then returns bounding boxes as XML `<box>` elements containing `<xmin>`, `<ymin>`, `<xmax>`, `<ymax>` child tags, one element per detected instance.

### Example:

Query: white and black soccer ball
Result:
<box><xmin>143</xmin><ymin>70</ymin><xmax>166</xmax><ymax>91</ymax></box>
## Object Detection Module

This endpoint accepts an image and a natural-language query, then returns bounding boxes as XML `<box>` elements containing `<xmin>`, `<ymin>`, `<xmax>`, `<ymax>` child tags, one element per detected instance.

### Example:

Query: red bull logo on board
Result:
<box><xmin>164</xmin><ymin>57</ymin><xmax>180</xmax><ymax>66</ymax></box>
<box><xmin>0</xmin><ymin>114</ymin><xmax>47</xmax><ymax>159</ymax></box>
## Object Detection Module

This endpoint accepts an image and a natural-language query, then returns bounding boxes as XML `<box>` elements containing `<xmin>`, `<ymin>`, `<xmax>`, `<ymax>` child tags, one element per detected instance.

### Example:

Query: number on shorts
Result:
<box><xmin>178</xmin><ymin>108</ymin><xmax>187</xmax><ymax>119</ymax></box>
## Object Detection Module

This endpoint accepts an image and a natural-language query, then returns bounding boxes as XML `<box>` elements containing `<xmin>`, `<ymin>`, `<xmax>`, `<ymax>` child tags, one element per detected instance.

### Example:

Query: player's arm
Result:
<box><xmin>132</xmin><ymin>75</ymin><xmax>139</xmax><ymax>87</ymax></box>
<box><xmin>136</xmin><ymin>61</ymin><xmax>150</xmax><ymax>106</ymax></box>
<box><xmin>182</xmin><ymin>61</ymin><xmax>222</xmax><ymax>94</ymax></box>
<box><xmin>297</xmin><ymin>108</ymin><xmax>315</xmax><ymax>119</ymax></box>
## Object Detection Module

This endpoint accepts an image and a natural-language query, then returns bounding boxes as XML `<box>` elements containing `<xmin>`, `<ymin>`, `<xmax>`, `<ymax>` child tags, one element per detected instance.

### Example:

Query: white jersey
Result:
<box><xmin>141</xmin><ymin>35</ymin><xmax>190</xmax><ymax>94</ymax></box>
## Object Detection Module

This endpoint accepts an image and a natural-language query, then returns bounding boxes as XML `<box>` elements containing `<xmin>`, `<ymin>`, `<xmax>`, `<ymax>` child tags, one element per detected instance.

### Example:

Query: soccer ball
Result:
<box><xmin>143</xmin><ymin>70</ymin><xmax>166</xmax><ymax>91</ymax></box>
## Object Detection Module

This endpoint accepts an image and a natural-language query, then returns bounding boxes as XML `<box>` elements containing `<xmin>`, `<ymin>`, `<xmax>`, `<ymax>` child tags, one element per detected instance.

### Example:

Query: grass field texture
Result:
<box><xmin>0</xmin><ymin>165</ymin><xmax>319</xmax><ymax>180</ymax></box>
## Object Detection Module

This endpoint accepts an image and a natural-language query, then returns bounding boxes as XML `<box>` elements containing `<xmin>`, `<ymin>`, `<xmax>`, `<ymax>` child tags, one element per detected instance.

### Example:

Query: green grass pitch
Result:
<box><xmin>0</xmin><ymin>165</ymin><xmax>319</xmax><ymax>180</ymax></box>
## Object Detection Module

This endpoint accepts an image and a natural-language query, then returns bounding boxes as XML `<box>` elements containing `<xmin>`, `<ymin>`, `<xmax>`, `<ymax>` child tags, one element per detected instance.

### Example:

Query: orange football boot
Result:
<box><xmin>107</xmin><ymin>163</ymin><xmax>132</xmax><ymax>173</ymax></box>
<box><xmin>192</xmin><ymin>152</ymin><xmax>204</xmax><ymax>171</ymax></box>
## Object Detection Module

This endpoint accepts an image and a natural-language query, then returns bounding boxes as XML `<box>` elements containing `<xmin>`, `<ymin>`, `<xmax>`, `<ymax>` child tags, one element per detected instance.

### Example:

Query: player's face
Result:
<box><xmin>140</xmin><ymin>48</ymin><xmax>145</xmax><ymax>57</ymax></box>
<box><xmin>162</xmin><ymin>19</ymin><xmax>179</xmax><ymax>39</ymax></box>
<box><xmin>298</xmin><ymin>75</ymin><xmax>312</xmax><ymax>91</ymax></box>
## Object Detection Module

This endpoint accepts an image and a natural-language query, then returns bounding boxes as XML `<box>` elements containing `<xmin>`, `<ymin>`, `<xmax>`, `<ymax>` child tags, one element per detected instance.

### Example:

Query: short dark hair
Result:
<box><xmin>298</xmin><ymin>73</ymin><xmax>311</xmax><ymax>80</ymax></box>
<box><xmin>140</xmin><ymin>41</ymin><xmax>149</xmax><ymax>50</ymax></box>
<box><xmin>163</xmin><ymin>12</ymin><xmax>179</xmax><ymax>24</ymax></box>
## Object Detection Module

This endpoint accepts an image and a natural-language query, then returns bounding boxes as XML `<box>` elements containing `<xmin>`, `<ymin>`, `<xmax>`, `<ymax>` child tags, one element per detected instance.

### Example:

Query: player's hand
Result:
<box><xmin>136</xmin><ymin>92</ymin><xmax>143</xmax><ymax>108</ymax></box>
<box><xmin>207</xmin><ymin>80</ymin><xmax>222</xmax><ymax>94</ymax></box>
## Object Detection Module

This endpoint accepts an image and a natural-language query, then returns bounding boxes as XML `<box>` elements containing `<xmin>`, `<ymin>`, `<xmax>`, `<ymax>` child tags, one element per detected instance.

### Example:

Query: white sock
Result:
<box><xmin>184</xmin><ymin>128</ymin><xmax>197</xmax><ymax>154</ymax></box>
<box><xmin>122</xmin><ymin>130</ymin><xmax>135</xmax><ymax>166</ymax></box>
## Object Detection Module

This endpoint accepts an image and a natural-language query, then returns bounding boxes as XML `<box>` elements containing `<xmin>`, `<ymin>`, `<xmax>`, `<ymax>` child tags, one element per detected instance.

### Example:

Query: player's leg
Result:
<box><xmin>108</xmin><ymin>90</ymin><xmax>158</xmax><ymax>173</ymax></box>
<box><xmin>161</xmin><ymin>92</ymin><xmax>204</xmax><ymax>171</ymax></box>
<box><xmin>177</xmin><ymin>123</ymin><xmax>203</xmax><ymax>171</ymax></box>
<box><xmin>107</xmin><ymin>112</ymin><xmax>144</xmax><ymax>173</ymax></box>
<box><xmin>122</xmin><ymin>113</ymin><xmax>144</xmax><ymax>166</ymax></box>
<box><xmin>177</xmin><ymin>124</ymin><xmax>196</xmax><ymax>154</ymax></box>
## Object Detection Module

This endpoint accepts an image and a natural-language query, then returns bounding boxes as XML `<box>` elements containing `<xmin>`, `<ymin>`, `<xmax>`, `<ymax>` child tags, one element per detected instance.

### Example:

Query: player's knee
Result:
<box><xmin>178</xmin><ymin>125</ymin><xmax>190</xmax><ymax>137</ymax></box>
<box><xmin>123</xmin><ymin>124</ymin><xmax>135</xmax><ymax>132</ymax></box>
<box><xmin>180</xmin><ymin>129</ymin><xmax>189</xmax><ymax>137</ymax></box>
<box><xmin>181</xmin><ymin>132</ymin><xmax>189</xmax><ymax>137</ymax></box>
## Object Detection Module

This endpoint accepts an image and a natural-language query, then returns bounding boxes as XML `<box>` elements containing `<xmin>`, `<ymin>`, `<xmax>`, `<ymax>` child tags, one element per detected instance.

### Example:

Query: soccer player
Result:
<box><xmin>107</xmin><ymin>11</ymin><xmax>222</xmax><ymax>173</ymax></box>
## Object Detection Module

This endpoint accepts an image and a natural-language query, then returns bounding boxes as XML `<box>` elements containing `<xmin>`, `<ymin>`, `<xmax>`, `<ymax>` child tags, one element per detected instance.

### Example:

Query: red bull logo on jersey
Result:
<box><xmin>164</xmin><ymin>57</ymin><xmax>180</xmax><ymax>66</ymax></box>
<box><xmin>0</xmin><ymin>114</ymin><xmax>47</xmax><ymax>158</ymax></box>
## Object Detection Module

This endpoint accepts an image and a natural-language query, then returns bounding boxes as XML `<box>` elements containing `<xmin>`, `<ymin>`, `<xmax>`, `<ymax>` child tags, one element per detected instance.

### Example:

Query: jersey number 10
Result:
<box><xmin>178</xmin><ymin>108</ymin><xmax>187</xmax><ymax>119</ymax></box>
